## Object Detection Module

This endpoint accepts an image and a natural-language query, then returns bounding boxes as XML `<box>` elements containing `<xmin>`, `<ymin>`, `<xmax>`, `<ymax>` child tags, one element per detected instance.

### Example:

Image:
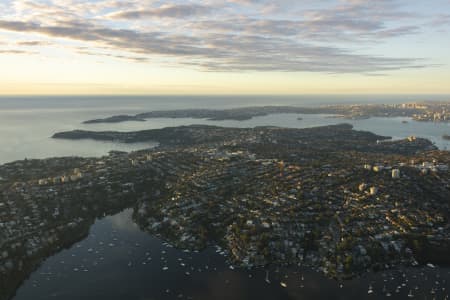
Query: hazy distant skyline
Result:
<box><xmin>1</xmin><ymin>0</ymin><xmax>450</xmax><ymax>95</ymax></box>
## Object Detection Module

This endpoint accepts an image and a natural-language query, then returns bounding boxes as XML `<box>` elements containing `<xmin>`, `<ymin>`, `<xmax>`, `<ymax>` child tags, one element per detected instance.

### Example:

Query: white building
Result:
<box><xmin>373</xmin><ymin>165</ymin><xmax>383</xmax><ymax>172</ymax></box>
<box><xmin>358</xmin><ymin>183</ymin><xmax>367</xmax><ymax>192</ymax></box>
<box><xmin>392</xmin><ymin>169</ymin><xmax>400</xmax><ymax>179</ymax></box>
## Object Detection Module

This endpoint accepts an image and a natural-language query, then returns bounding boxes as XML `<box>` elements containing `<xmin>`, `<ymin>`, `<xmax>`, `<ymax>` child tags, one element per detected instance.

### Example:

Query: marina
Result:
<box><xmin>11</xmin><ymin>209</ymin><xmax>450</xmax><ymax>300</ymax></box>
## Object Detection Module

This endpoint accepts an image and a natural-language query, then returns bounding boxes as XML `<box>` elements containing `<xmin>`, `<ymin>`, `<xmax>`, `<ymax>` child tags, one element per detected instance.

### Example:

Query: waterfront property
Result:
<box><xmin>1</xmin><ymin>124</ymin><xmax>449</xmax><ymax>300</ymax></box>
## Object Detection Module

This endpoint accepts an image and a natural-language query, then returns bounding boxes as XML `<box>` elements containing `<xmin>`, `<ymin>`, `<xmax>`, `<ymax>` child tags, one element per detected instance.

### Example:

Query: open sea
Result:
<box><xmin>1</xmin><ymin>95</ymin><xmax>449</xmax><ymax>299</ymax></box>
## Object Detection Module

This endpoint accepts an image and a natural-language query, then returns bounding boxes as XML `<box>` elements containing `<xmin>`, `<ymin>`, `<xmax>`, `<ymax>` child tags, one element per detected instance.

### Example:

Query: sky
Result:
<box><xmin>0</xmin><ymin>0</ymin><xmax>449</xmax><ymax>95</ymax></box>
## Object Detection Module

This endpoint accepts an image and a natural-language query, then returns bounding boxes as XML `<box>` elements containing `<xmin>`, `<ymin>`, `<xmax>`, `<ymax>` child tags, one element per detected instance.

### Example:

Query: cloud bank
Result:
<box><xmin>0</xmin><ymin>0</ymin><xmax>445</xmax><ymax>74</ymax></box>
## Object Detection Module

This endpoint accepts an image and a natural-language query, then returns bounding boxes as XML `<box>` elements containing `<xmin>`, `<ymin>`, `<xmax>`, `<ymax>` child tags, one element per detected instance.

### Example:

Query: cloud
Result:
<box><xmin>77</xmin><ymin>48</ymin><xmax>149</xmax><ymax>62</ymax></box>
<box><xmin>186</xmin><ymin>33</ymin><xmax>425</xmax><ymax>73</ymax></box>
<box><xmin>430</xmin><ymin>14</ymin><xmax>450</xmax><ymax>27</ymax></box>
<box><xmin>108</xmin><ymin>4</ymin><xmax>214</xmax><ymax>19</ymax></box>
<box><xmin>16</xmin><ymin>40</ymin><xmax>51</xmax><ymax>46</ymax></box>
<box><xmin>0</xmin><ymin>0</ymin><xmax>444</xmax><ymax>74</ymax></box>
<box><xmin>0</xmin><ymin>19</ymin><xmax>212</xmax><ymax>56</ymax></box>
<box><xmin>0</xmin><ymin>49</ymin><xmax>37</xmax><ymax>54</ymax></box>
<box><xmin>0</xmin><ymin>18</ymin><xmax>426</xmax><ymax>73</ymax></box>
<box><xmin>375</xmin><ymin>26</ymin><xmax>420</xmax><ymax>38</ymax></box>
<box><xmin>189</xmin><ymin>17</ymin><xmax>419</xmax><ymax>42</ymax></box>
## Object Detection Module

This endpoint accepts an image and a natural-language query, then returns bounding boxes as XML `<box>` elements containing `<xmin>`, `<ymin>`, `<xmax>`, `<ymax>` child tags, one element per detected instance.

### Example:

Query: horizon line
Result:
<box><xmin>1</xmin><ymin>93</ymin><xmax>450</xmax><ymax>97</ymax></box>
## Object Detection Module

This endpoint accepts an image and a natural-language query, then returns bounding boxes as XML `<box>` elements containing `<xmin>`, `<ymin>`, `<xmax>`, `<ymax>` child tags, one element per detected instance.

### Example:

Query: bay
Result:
<box><xmin>1</xmin><ymin>95</ymin><xmax>449</xmax><ymax>299</ymax></box>
<box><xmin>12</xmin><ymin>209</ymin><xmax>450</xmax><ymax>300</ymax></box>
<box><xmin>0</xmin><ymin>95</ymin><xmax>449</xmax><ymax>164</ymax></box>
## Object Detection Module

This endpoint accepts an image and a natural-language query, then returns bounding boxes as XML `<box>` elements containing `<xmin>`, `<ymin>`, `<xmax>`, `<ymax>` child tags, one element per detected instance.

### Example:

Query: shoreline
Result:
<box><xmin>2</xmin><ymin>124</ymin><xmax>449</xmax><ymax>299</ymax></box>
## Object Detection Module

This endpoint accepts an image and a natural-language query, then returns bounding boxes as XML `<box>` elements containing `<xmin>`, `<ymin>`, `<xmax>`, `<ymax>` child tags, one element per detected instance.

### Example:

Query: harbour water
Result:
<box><xmin>11</xmin><ymin>209</ymin><xmax>450</xmax><ymax>300</ymax></box>
<box><xmin>0</xmin><ymin>95</ymin><xmax>449</xmax><ymax>164</ymax></box>
<box><xmin>1</xmin><ymin>96</ymin><xmax>450</xmax><ymax>299</ymax></box>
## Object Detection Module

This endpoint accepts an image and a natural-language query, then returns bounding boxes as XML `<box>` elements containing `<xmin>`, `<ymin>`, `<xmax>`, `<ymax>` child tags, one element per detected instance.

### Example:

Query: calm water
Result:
<box><xmin>0</xmin><ymin>95</ymin><xmax>449</xmax><ymax>164</ymax></box>
<box><xmin>1</xmin><ymin>96</ymin><xmax>450</xmax><ymax>299</ymax></box>
<box><xmin>12</xmin><ymin>209</ymin><xmax>450</xmax><ymax>300</ymax></box>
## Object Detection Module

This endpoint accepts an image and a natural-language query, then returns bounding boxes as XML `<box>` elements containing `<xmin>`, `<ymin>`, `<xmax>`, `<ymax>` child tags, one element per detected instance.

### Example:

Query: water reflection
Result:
<box><xmin>1</xmin><ymin>97</ymin><xmax>449</xmax><ymax>164</ymax></box>
<box><xmin>3</xmin><ymin>97</ymin><xmax>450</xmax><ymax>299</ymax></box>
<box><xmin>108</xmin><ymin>210</ymin><xmax>141</xmax><ymax>233</ymax></box>
<box><xmin>12</xmin><ymin>209</ymin><xmax>450</xmax><ymax>300</ymax></box>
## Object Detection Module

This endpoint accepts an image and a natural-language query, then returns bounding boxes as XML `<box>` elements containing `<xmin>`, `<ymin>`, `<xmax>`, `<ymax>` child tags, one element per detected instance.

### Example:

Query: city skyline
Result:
<box><xmin>1</xmin><ymin>0</ymin><xmax>450</xmax><ymax>95</ymax></box>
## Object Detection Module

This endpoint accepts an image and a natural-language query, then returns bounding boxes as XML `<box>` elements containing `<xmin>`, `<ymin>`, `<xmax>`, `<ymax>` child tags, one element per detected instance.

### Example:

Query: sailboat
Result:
<box><xmin>265</xmin><ymin>270</ymin><xmax>271</xmax><ymax>284</ymax></box>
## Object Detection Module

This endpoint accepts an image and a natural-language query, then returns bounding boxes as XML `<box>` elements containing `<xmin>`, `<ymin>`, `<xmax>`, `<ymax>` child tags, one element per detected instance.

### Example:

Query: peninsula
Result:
<box><xmin>82</xmin><ymin>102</ymin><xmax>450</xmax><ymax>124</ymax></box>
<box><xmin>1</xmin><ymin>124</ymin><xmax>449</xmax><ymax>300</ymax></box>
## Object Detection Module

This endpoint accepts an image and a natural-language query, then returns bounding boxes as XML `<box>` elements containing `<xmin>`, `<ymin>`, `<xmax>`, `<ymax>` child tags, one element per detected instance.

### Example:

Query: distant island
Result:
<box><xmin>82</xmin><ymin>102</ymin><xmax>450</xmax><ymax>124</ymax></box>
<box><xmin>2</xmin><ymin>123</ymin><xmax>449</xmax><ymax>300</ymax></box>
<box><xmin>85</xmin><ymin>114</ymin><xmax>147</xmax><ymax>123</ymax></box>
